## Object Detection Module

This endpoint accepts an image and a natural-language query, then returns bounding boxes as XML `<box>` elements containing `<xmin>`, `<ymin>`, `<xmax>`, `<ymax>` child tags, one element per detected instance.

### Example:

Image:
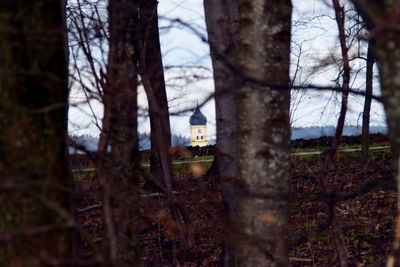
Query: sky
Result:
<box><xmin>68</xmin><ymin>0</ymin><xmax>386</xmax><ymax>138</ymax></box>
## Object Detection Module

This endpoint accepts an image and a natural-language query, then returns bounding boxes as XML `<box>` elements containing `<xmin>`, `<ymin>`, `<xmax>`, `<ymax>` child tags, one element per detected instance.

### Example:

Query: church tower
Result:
<box><xmin>189</xmin><ymin>105</ymin><xmax>208</xmax><ymax>146</ymax></box>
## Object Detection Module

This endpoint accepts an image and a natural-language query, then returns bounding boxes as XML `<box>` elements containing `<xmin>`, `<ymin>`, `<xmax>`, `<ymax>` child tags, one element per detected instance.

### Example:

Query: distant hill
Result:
<box><xmin>291</xmin><ymin>125</ymin><xmax>387</xmax><ymax>140</ymax></box>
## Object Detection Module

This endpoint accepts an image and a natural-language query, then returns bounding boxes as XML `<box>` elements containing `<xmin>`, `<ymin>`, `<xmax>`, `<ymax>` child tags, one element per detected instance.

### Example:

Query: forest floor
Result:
<box><xmin>73</xmin><ymin>139</ymin><xmax>395</xmax><ymax>266</ymax></box>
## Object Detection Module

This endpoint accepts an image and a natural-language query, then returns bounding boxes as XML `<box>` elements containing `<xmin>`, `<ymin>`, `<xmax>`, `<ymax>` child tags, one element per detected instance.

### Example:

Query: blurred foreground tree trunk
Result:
<box><xmin>350</xmin><ymin>0</ymin><xmax>400</xmax><ymax>265</ymax></box>
<box><xmin>138</xmin><ymin>0</ymin><xmax>173</xmax><ymax>181</ymax></box>
<box><xmin>97</xmin><ymin>0</ymin><xmax>140</xmax><ymax>263</ymax></box>
<box><xmin>203</xmin><ymin>0</ymin><xmax>239</xmax><ymax>265</ymax></box>
<box><xmin>231</xmin><ymin>0</ymin><xmax>292</xmax><ymax>265</ymax></box>
<box><xmin>0</xmin><ymin>0</ymin><xmax>73</xmax><ymax>265</ymax></box>
<box><xmin>361</xmin><ymin>42</ymin><xmax>374</xmax><ymax>162</ymax></box>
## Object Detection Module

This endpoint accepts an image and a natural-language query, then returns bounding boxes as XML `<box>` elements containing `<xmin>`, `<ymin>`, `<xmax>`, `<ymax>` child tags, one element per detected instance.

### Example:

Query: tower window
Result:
<box><xmin>196</xmin><ymin>136</ymin><xmax>199</xmax><ymax>140</ymax></box>
<box><xmin>201</xmin><ymin>136</ymin><xmax>203</xmax><ymax>140</ymax></box>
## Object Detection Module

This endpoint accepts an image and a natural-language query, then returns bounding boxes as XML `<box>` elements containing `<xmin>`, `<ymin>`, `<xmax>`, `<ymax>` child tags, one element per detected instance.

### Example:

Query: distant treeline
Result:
<box><xmin>69</xmin><ymin>125</ymin><xmax>387</xmax><ymax>154</ymax></box>
<box><xmin>69</xmin><ymin>132</ymin><xmax>388</xmax><ymax>167</ymax></box>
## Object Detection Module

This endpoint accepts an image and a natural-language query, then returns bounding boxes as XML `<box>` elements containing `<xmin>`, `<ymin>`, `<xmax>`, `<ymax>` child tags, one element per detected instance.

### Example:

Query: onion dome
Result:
<box><xmin>189</xmin><ymin>106</ymin><xmax>207</xmax><ymax>125</ymax></box>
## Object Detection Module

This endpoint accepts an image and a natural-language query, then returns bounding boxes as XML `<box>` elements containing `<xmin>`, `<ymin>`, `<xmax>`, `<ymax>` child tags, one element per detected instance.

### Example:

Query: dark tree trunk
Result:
<box><xmin>203</xmin><ymin>0</ymin><xmax>239</xmax><ymax>265</ymax></box>
<box><xmin>98</xmin><ymin>0</ymin><xmax>140</xmax><ymax>263</ymax></box>
<box><xmin>327</xmin><ymin>0</ymin><xmax>351</xmax><ymax>159</ymax></box>
<box><xmin>0</xmin><ymin>0</ymin><xmax>72</xmax><ymax>264</ymax></box>
<box><xmin>138</xmin><ymin>0</ymin><xmax>172</xmax><ymax>180</ymax></box>
<box><xmin>234</xmin><ymin>0</ymin><xmax>292</xmax><ymax>265</ymax></box>
<box><xmin>137</xmin><ymin>1</ymin><xmax>194</xmax><ymax>249</ymax></box>
<box><xmin>361</xmin><ymin>42</ymin><xmax>374</xmax><ymax>162</ymax></box>
<box><xmin>350</xmin><ymin>0</ymin><xmax>400</xmax><ymax>265</ymax></box>
<box><xmin>320</xmin><ymin>2</ymin><xmax>351</xmax><ymax>265</ymax></box>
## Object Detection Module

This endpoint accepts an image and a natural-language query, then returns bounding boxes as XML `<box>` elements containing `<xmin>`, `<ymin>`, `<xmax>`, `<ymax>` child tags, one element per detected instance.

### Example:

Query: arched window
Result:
<box><xmin>201</xmin><ymin>136</ymin><xmax>203</xmax><ymax>140</ymax></box>
<box><xmin>196</xmin><ymin>136</ymin><xmax>199</xmax><ymax>140</ymax></box>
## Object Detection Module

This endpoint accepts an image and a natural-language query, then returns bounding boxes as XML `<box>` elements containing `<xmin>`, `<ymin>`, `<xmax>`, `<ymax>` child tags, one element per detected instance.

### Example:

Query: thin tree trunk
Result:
<box><xmin>328</xmin><ymin>0</ymin><xmax>351</xmax><ymax>159</ymax></box>
<box><xmin>98</xmin><ymin>0</ymin><xmax>140</xmax><ymax>263</ymax></box>
<box><xmin>320</xmin><ymin>2</ymin><xmax>351</xmax><ymax>266</ymax></box>
<box><xmin>320</xmin><ymin>0</ymin><xmax>351</xmax><ymax>187</ymax></box>
<box><xmin>0</xmin><ymin>0</ymin><xmax>72</xmax><ymax>264</ymax></box>
<box><xmin>137</xmin><ymin>1</ymin><xmax>194</xmax><ymax>248</ymax></box>
<box><xmin>203</xmin><ymin>0</ymin><xmax>239</xmax><ymax>265</ymax></box>
<box><xmin>235</xmin><ymin>0</ymin><xmax>292</xmax><ymax>265</ymax></box>
<box><xmin>140</xmin><ymin>71</ymin><xmax>194</xmax><ymax>249</ymax></box>
<box><xmin>138</xmin><ymin>0</ymin><xmax>172</xmax><ymax>180</ymax></box>
<box><xmin>361</xmin><ymin>42</ymin><xmax>374</xmax><ymax>162</ymax></box>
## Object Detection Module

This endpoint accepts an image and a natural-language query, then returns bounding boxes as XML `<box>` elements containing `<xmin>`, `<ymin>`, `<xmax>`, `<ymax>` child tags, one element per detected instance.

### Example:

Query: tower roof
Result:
<box><xmin>189</xmin><ymin>105</ymin><xmax>207</xmax><ymax>125</ymax></box>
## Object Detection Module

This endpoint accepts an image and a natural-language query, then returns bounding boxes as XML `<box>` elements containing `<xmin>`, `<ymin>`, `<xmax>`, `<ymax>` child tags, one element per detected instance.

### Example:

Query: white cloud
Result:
<box><xmin>68</xmin><ymin>0</ymin><xmax>386</xmax><ymax>139</ymax></box>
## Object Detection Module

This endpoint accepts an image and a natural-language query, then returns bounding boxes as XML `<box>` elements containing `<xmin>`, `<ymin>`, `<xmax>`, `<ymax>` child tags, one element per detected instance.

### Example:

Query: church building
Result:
<box><xmin>189</xmin><ymin>105</ymin><xmax>208</xmax><ymax>146</ymax></box>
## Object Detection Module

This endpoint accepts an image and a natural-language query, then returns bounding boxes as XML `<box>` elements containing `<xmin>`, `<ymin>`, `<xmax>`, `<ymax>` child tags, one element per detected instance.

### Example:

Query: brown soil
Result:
<box><xmin>74</xmin><ymin>149</ymin><xmax>395</xmax><ymax>266</ymax></box>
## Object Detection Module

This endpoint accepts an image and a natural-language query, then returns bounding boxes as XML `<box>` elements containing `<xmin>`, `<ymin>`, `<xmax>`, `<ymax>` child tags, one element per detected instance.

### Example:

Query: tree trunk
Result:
<box><xmin>0</xmin><ymin>0</ymin><xmax>72</xmax><ymax>264</ymax></box>
<box><xmin>361</xmin><ymin>42</ymin><xmax>374</xmax><ymax>162</ymax></box>
<box><xmin>350</xmin><ymin>1</ymin><xmax>400</xmax><ymax>265</ymax></box>
<box><xmin>203</xmin><ymin>0</ymin><xmax>239</xmax><ymax>265</ymax></box>
<box><xmin>320</xmin><ymin>2</ymin><xmax>351</xmax><ymax>266</ymax></box>
<box><xmin>373</xmin><ymin>34</ymin><xmax>400</xmax><ymax>267</ymax></box>
<box><xmin>137</xmin><ymin>1</ymin><xmax>194</xmax><ymax>249</ymax></box>
<box><xmin>99</xmin><ymin>0</ymin><xmax>140</xmax><ymax>263</ymax></box>
<box><xmin>234</xmin><ymin>0</ymin><xmax>292</xmax><ymax>265</ymax></box>
<box><xmin>374</xmin><ymin>32</ymin><xmax>400</xmax><ymax>267</ymax></box>
<box><xmin>328</xmin><ymin>0</ymin><xmax>351</xmax><ymax>159</ymax></box>
<box><xmin>138</xmin><ymin>0</ymin><xmax>172</xmax><ymax>180</ymax></box>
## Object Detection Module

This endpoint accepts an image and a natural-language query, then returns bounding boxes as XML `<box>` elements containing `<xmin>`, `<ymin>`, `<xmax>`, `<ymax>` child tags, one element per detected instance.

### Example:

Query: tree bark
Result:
<box><xmin>137</xmin><ymin>1</ymin><xmax>194</xmax><ymax>249</ymax></box>
<box><xmin>203</xmin><ymin>0</ymin><xmax>239</xmax><ymax>190</ymax></box>
<box><xmin>0</xmin><ymin>0</ymin><xmax>72</xmax><ymax>264</ymax></box>
<box><xmin>99</xmin><ymin>0</ymin><xmax>140</xmax><ymax>263</ymax></box>
<box><xmin>328</xmin><ymin>0</ymin><xmax>351</xmax><ymax>159</ymax></box>
<box><xmin>319</xmin><ymin>2</ymin><xmax>351</xmax><ymax>265</ymax></box>
<box><xmin>234</xmin><ymin>0</ymin><xmax>292</xmax><ymax>265</ymax></box>
<box><xmin>203</xmin><ymin>0</ymin><xmax>239</xmax><ymax>265</ymax></box>
<box><xmin>361</xmin><ymin>42</ymin><xmax>374</xmax><ymax>162</ymax></box>
<box><xmin>138</xmin><ymin>0</ymin><xmax>172</xmax><ymax>180</ymax></box>
<box><xmin>350</xmin><ymin>0</ymin><xmax>400</xmax><ymax>265</ymax></box>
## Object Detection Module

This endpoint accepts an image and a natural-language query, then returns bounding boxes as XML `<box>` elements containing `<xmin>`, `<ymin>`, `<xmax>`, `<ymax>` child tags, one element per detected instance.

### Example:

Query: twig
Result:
<box><xmin>77</xmin><ymin>203</ymin><xmax>102</xmax><ymax>213</ymax></box>
<box><xmin>289</xmin><ymin>257</ymin><xmax>313</xmax><ymax>262</ymax></box>
<box><xmin>139</xmin><ymin>191</ymin><xmax>178</xmax><ymax>198</ymax></box>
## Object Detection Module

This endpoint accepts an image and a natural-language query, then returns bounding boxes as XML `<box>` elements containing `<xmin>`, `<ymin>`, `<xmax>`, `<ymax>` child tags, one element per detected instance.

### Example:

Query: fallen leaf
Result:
<box><xmin>258</xmin><ymin>214</ymin><xmax>278</xmax><ymax>223</ymax></box>
<box><xmin>190</xmin><ymin>162</ymin><xmax>206</xmax><ymax>177</ymax></box>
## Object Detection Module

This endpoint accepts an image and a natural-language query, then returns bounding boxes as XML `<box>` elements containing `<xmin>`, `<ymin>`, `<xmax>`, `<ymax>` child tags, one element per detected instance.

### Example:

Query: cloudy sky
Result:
<box><xmin>68</xmin><ymin>0</ymin><xmax>386</xmax><ymax>138</ymax></box>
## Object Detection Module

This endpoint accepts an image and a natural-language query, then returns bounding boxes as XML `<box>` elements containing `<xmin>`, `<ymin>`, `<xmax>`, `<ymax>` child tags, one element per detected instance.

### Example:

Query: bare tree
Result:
<box><xmin>95</xmin><ymin>0</ymin><xmax>141</xmax><ymax>263</ymax></box>
<box><xmin>137</xmin><ymin>2</ymin><xmax>194</xmax><ymax>250</ymax></box>
<box><xmin>289</xmin><ymin>41</ymin><xmax>309</xmax><ymax>127</ymax></box>
<box><xmin>350</xmin><ymin>0</ymin><xmax>400</xmax><ymax>265</ymax></box>
<box><xmin>316</xmin><ymin>2</ymin><xmax>352</xmax><ymax>266</ymax></box>
<box><xmin>361</xmin><ymin>41</ymin><xmax>374</xmax><ymax>162</ymax></box>
<box><xmin>0</xmin><ymin>0</ymin><xmax>73</xmax><ymax>264</ymax></box>
<box><xmin>68</xmin><ymin>1</ymin><xmax>194</xmax><ymax>259</ymax></box>
<box><xmin>138</xmin><ymin>0</ymin><xmax>173</xmax><ymax>181</ymax></box>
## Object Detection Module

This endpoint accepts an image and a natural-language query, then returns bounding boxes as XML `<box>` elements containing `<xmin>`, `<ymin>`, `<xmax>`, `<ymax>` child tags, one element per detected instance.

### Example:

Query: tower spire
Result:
<box><xmin>189</xmin><ymin>102</ymin><xmax>208</xmax><ymax>147</ymax></box>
